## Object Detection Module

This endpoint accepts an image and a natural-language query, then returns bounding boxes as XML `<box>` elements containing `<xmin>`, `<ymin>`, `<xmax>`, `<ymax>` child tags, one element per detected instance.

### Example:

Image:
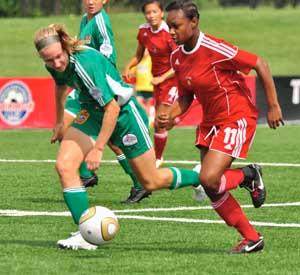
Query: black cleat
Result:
<box><xmin>240</xmin><ymin>164</ymin><xmax>266</xmax><ymax>208</ymax></box>
<box><xmin>121</xmin><ymin>187</ymin><xmax>152</xmax><ymax>203</ymax></box>
<box><xmin>230</xmin><ymin>235</ymin><xmax>264</xmax><ymax>254</ymax></box>
<box><xmin>80</xmin><ymin>173</ymin><xmax>98</xmax><ymax>188</ymax></box>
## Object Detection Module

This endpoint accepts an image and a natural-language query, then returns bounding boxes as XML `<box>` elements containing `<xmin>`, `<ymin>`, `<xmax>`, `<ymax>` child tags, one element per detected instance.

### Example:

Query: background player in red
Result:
<box><xmin>123</xmin><ymin>0</ymin><xmax>178</xmax><ymax>168</ymax></box>
<box><xmin>160</xmin><ymin>0</ymin><xmax>284</xmax><ymax>254</ymax></box>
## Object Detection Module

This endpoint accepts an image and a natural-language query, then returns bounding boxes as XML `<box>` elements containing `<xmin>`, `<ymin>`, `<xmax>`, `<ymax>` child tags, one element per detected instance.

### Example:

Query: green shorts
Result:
<box><xmin>71</xmin><ymin>97</ymin><xmax>152</xmax><ymax>159</ymax></box>
<box><xmin>65</xmin><ymin>90</ymin><xmax>80</xmax><ymax>117</ymax></box>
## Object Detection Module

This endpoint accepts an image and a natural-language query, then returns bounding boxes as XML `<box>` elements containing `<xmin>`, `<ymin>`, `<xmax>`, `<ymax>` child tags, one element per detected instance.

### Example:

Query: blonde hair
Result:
<box><xmin>34</xmin><ymin>24</ymin><xmax>84</xmax><ymax>54</ymax></box>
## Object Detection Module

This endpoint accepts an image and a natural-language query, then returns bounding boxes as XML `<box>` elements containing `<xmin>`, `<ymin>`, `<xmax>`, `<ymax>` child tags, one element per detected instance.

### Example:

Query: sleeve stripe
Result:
<box><xmin>72</xmin><ymin>57</ymin><xmax>106</xmax><ymax>106</ymax></box>
<box><xmin>96</xmin><ymin>13</ymin><xmax>110</xmax><ymax>45</ymax></box>
<box><xmin>202</xmin><ymin>37</ymin><xmax>237</xmax><ymax>58</ymax></box>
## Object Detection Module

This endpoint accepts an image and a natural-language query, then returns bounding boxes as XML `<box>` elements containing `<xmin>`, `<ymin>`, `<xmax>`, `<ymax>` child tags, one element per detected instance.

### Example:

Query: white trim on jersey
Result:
<box><xmin>138</xmin><ymin>22</ymin><xmax>150</xmax><ymax>30</ymax></box>
<box><xmin>70</xmin><ymin>55</ymin><xmax>106</xmax><ymax>106</ymax></box>
<box><xmin>181</xmin><ymin>32</ymin><xmax>204</xmax><ymax>55</ymax></box>
<box><xmin>138</xmin><ymin>21</ymin><xmax>169</xmax><ymax>33</ymax></box>
<box><xmin>95</xmin><ymin>12</ymin><xmax>111</xmax><ymax>46</ymax></box>
<box><xmin>212</xmin><ymin>65</ymin><xmax>231</xmax><ymax>116</ymax></box>
<box><xmin>105</xmin><ymin>74</ymin><xmax>133</xmax><ymax>106</ymax></box>
<box><xmin>64</xmin><ymin>109</ymin><xmax>77</xmax><ymax>118</ymax></box>
<box><xmin>202</xmin><ymin>36</ymin><xmax>237</xmax><ymax>58</ymax></box>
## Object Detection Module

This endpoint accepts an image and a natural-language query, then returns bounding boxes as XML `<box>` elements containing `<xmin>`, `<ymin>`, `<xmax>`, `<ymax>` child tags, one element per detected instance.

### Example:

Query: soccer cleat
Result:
<box><xmin>192</xmin><ymin>164</ymin><xmax>202</xmax><ymax>174</ymax></box>
<box><xmin>192</xmin><ymin>163</ymin><xmax>206</xmax><ymax>202</ymax></box>
<box><xmin>192</xmin><ymin>184</ymin><xmax>207</xmax><ymax>202</ymax></box>
<box><xmin>230</xmin><ymin>235</ymin><xmax>264</xmax><ymax>254</ymax></box>
<box><xmin>155</xmin><ymin>158</ymin><xmax>164</xmax><ymax>168</ymax></box>
<box><xmin>80</xmin><ymin>172</ymin><xmax>98</xmax><ymax>188</ymax></box>
<box><xmin>240</xmin><ymin>164</ymin><xmax>266</xmax><ymax>208</ymax></box>
<box><xmin>121</xmin><ymin>187</ymin><xmax>152</xmax><ymax>203</ymax></box>
<box><xmin>57</xmin><ymin>231</ymin><xmax>98</xmax><ymax>250</ymax></box>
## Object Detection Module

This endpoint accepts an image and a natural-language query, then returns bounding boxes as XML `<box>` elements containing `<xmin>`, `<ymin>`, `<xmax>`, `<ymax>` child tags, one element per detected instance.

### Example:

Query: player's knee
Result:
<box><xmin>200</xmin><ymin>173</ymin><xmax>220</xmax><ymax>193</ymax></box>
<box><xmin>139</xmin><ymin>176</ymin><xmax>163</xmax><ymax>191</ymax></box>
<box><xmin>55</xmin><ymin>158</ymin><xmax>75</xmax><ymax>177</ymax></box>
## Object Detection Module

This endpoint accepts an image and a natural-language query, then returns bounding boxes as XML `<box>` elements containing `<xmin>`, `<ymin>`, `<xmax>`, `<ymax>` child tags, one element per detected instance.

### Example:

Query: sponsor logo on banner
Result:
<box><xmin>0</xmin><ymin>80</ymin><xmax>35</xmax><ymax>125</ymax></box>
<box><xmin>290</xmin><ymin>79</ymin><xmax>300</xmax><ymax>104</ymax></box>
<box><xmin>122</xmin><ymin>134</ymin><xmax>138</xmax><ymax>146</ymax></box>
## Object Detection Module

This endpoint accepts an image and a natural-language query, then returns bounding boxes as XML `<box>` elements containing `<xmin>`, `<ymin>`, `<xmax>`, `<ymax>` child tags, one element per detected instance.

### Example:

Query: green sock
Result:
<box><xmin>79</xmin><ymin>162</ymin><xmax>93</xmax><ymax>178</ymax></box>
<box><xmin>63</xmin><ymin>187</ymin><xmax>89</xmax><ymax>224</ymax></box>
<box><xmin>169</xmin><ymin>167</ymin><xmax>200</xmax><ymax>190</ymax></box>
<box><xmin>117</xmin><ymin>154</ymin><xmax>142</xmax><ymax>190</ymax></box>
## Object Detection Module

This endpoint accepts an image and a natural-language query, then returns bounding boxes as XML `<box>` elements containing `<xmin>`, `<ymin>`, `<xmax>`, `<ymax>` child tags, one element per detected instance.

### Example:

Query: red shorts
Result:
<box><xmin>195</xmin><ymin>117</ymin><xmax>257</xmax><ymax>159</ymax></box>
<box><xmin>154</xmin><ymin>77</ymin><xmax>178</xmax><ymax>106</ymax></box>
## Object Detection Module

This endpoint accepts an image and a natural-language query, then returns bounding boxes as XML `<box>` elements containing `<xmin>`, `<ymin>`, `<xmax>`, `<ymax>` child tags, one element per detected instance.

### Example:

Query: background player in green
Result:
<box><xmin>34</xmin><ymin>24</ymin><xmax>204</xmax><ymax>250</ymax></box>
<box><xmin>62</xmin><ymin>0</ymin><xmax>151</xmax><ymax>203</ymax></box>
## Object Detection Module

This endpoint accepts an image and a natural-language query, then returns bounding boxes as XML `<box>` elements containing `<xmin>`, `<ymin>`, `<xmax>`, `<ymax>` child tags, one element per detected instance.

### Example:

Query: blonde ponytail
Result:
<box><xmin>34</xmin><ymin>24</ymin><xmax>84</xmax><ymax>54</ymax></box>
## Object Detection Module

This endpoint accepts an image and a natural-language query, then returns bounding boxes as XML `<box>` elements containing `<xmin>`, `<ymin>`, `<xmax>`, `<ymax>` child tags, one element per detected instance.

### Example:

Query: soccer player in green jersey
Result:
<box><xmin>34</xmin><ymin>24</ymin><xmax>205</xmax><ymax>250</ymax></box>
<box><xmin>62</xmin><ymin>0</ymin><xmax>151</xmax><ymax>203</ymax></box>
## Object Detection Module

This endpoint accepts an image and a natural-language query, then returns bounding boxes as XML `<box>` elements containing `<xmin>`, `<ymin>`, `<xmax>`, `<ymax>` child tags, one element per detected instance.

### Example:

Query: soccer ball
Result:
<box><xmin>79</xmin><ymin>206</ymin><xmax>119</xmax><ymax>245</ymax></box>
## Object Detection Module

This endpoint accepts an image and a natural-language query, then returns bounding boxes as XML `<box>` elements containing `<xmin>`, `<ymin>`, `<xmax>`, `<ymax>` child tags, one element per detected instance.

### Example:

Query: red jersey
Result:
<box><xmin>137</xmin><ymin>21</ymin><xmax>177</xmax><ymax>77</ymax></box>
<box><xmin>171</xmin><ymin>32</ymin><xmax>259</xmax><ymax>125</ymax></box>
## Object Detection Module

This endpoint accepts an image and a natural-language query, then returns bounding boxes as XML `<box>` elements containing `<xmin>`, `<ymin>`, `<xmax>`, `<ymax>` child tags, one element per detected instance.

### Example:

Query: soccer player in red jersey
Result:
<box><xmin>123</xmin><ymin>0</ymin><xmax>178</xmax><ymax>168</ymax></box>
<box><xmin>160</xmin><ymin>0</ymin><xmax>284</xmax><ymax>254</ymax></box>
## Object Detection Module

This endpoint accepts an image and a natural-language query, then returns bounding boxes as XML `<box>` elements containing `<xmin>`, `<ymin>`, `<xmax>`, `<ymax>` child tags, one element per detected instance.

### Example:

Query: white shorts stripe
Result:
<box><xmin>129</xmin><ymin>101</ymin><xmax>152</xmax><ymax>148</ymax></box>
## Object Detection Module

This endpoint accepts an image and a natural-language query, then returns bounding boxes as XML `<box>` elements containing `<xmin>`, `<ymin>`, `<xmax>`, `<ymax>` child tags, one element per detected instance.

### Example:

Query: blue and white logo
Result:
<box><xmin>0</xmin><ymin>80</ymin><xmax>35</xmax><ymax>125</ymax></box>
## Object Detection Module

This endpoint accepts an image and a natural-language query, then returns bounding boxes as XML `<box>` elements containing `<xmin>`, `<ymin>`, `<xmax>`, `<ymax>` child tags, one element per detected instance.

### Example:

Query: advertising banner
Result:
<box><xmin>0</xmin><ymin>75</ymin><xmax>256</xmax><ymax>129</ymax></box>
<box><xmin>0</xmin><ymin>78</ymin><xmax>55</xmax><ymax>129</ymax></box>
<box><xmin>256</xmin><ymin>76</ymin><xmax>300</xmax><ymax>123</ymax></box>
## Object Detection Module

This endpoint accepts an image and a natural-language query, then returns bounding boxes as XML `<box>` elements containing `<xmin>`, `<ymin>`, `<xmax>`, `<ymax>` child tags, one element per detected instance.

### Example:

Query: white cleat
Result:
<box><xmin>193</xmin><ymin>184</ymin><xmax>207</xmax><ymax>202</ymax></box>
<box><xmin>155</xmin><ymin>158</ymin><xmax>164</xmax><ymax>168</ymax></box>
<box><xmin>192</xmin><ymin>164</ymin><xmax>207</xmax><ymax>202</ymax></box>
<box><xmin>57</xmin><ymin>231</ymin><xmax>98</xmax><ymax>250</ymax></box>
<box><xmin>193</xmin><ymin>164</ymin><xmax>201</xmax><ymax>174</ymax></box>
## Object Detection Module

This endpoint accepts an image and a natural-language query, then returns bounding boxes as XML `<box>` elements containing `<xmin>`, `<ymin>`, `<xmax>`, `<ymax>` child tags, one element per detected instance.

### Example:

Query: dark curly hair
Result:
<box><xmin>165</xmin><ymin>0</ymin><xmax>200</xmax><ymax>20</ymax></box>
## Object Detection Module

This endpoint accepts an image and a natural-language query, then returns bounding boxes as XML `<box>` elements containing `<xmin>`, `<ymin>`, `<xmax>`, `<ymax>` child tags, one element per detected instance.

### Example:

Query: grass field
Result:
<box><xmin>0</xmin><ymin>7</ymin><xmax>300</xmax><ymax>76</ymax></box>
<box><xmin>0</xmin><ymin>126</ymin><xmax>300</xmax><ymax>275</ymax></box>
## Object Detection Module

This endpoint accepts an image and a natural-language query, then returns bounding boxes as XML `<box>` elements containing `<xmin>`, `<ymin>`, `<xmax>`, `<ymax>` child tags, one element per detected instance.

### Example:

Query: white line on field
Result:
<box><xmin>118</xmin><ymin>215</ymin><xmax>300</xmax><ymax>228</ymax></box>
<box><xmin>1</xmin><ymin>159</ymin><xmax>300</xmax><ymax>167</ymax></box>
<box><xmin>1</xmin><ymin>201</ymin><xmax>300</xmax><ymax>228</ymax></box>
<box><xmin>1</xmin><ymin>202</ymin><xmax>300</xmax><ymax>216</ymax></box>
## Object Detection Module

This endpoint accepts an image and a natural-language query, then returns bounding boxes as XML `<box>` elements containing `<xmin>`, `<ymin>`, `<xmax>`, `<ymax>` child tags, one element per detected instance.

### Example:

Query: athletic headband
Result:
<box><xmin>35</xmin><ymin>35</ymin><xmax>60</xmax><ymax>51</ymax></box>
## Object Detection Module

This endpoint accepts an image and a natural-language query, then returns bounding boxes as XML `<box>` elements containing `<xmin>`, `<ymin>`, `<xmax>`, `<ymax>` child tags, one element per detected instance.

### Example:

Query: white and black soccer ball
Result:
<box><xmin>79</xmin><ymin>206</ymin><xmax>119</xmax><ymax>245</ymax></box>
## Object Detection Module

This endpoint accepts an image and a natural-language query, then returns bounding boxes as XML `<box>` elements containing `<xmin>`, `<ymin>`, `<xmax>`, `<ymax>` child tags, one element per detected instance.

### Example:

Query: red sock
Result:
<box><xmin>212</xmin><ymin>192</ymin><xmax>259</xmax><ymax>241</ymax></box>
<box><xmin>217</xmin><ymin>169</ymin><xmax>244</xmax><ymax>194</ymax></box>
<box><xmin>154</xmin><ymin>131</ymin><xmax>168</xmax><ymax>160</ymax></box>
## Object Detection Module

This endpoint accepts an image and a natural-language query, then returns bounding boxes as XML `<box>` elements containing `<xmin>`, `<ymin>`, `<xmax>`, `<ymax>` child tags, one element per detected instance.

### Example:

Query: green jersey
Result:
<box><xmin>79</xmin><ymin>10</ymin><xmax>116</xmax><ymax>66</ymax></box>
<box><xmin>47</xmin><ymin>47</ymin><xmax>133</xmax><ymax>116</ymax></box>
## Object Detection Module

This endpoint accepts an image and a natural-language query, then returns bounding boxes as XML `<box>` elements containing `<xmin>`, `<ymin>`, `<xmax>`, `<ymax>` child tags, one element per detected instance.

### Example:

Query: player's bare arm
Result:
<box><xmin>254</xmin><ymin>56</ymin><xmax>284</xmax><ymax>129</ymax></box>
<box><xmin>152</xmin><ymin>68</ymin><xmax>175</xmax><ymax>85</ymax></box>
<box><xmin>85</xmin><ymin>98</ymin><xmax>120</xmax><ymax>171</ymax></box>
<box><xmin>157</xmin><ymin>94</ymin><xmax>193</xmax><ymax>129</ymax></box>
<box><xmin>51</xmin><ymin>84</ymin><xmax>69</xmax><ymax>143</ymax></box>
<box><xmin>123</xmin><ymin>43</ymin><xmax>145</xmax><ymax>81</ymax></box>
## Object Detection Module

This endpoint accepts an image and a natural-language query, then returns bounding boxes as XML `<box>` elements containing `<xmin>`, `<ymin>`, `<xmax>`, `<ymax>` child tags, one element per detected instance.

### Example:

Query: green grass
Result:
<box><xmin>0</xmin><ymin>7</ymin><xmax>300</xmax><ymax>76</ymax></box>
<box><xmin>0</xmin><ymin>126</ymin><xmax>300</xmax><ymax>274</ymax></box>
